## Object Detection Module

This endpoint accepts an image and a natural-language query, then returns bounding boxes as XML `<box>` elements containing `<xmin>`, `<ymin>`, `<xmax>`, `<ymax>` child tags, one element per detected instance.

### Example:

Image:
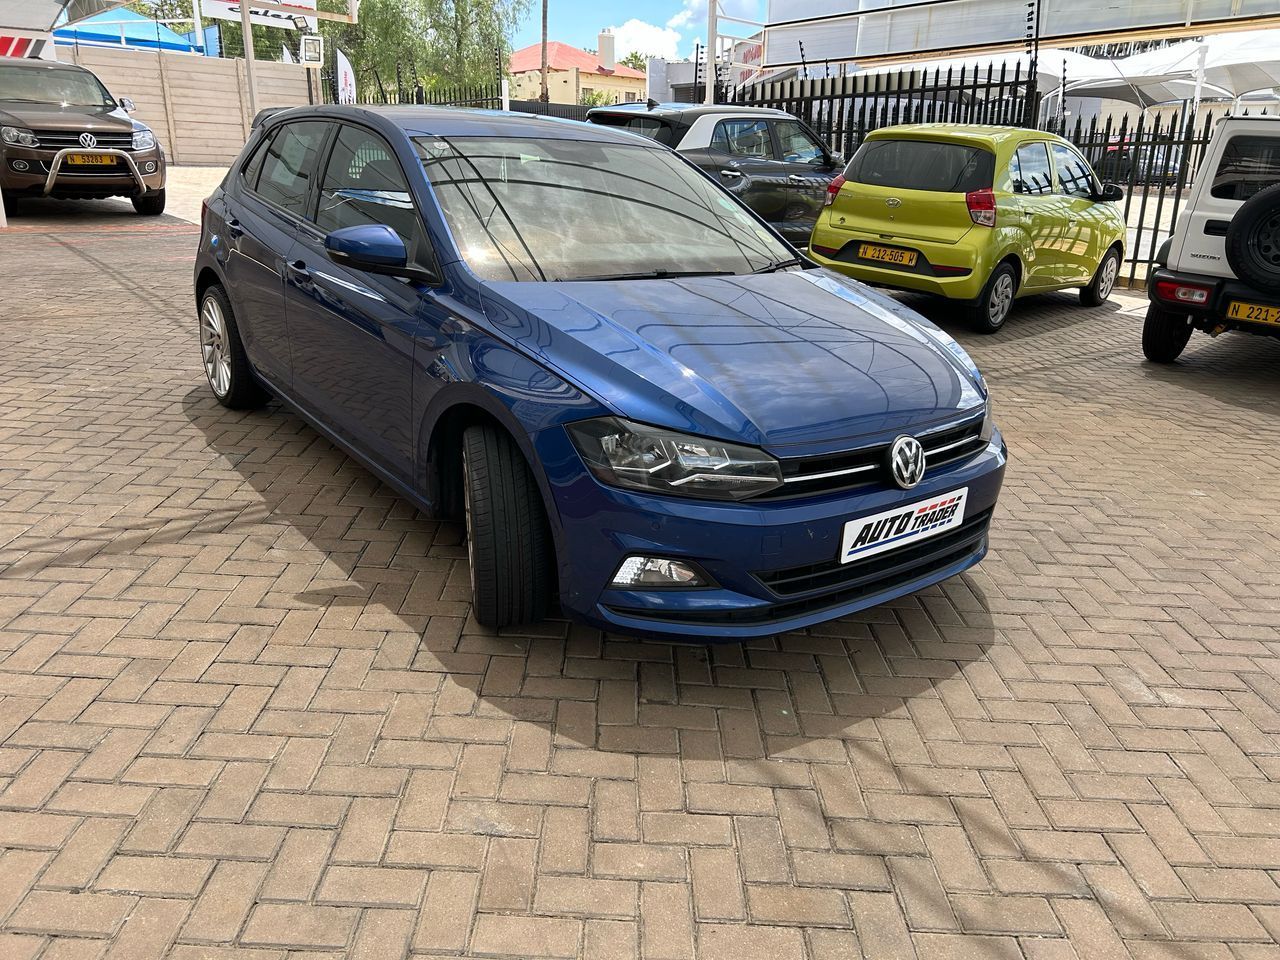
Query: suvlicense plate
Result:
<box><xmin>66</xmin><ymin>153</ymin><xmax>114</xmax><ymax>166</ymax></box>
<box><xmin>858</xmin><ymin>243</ymin><xmax>918</xmax><ymax>267</ymax></box>
<box><xmin>1227</xmin><ymin>301</ymin><xmax>1280</xmax><ymax>326</ymax></box>
<box><xmin>840</xmin><ymin>488</ymin><xmax>968</xmax><ymax>564</ymax></box>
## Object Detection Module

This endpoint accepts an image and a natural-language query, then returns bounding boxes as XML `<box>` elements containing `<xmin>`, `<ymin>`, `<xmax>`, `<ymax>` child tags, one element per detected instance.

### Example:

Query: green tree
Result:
<box><xmin>619</xmin><ymin>50</ymin><xmax>650</xmax><ymax>72</ymax></box>
<box><xmin>579</xmin><ymin>89</ymin><xmax>614</xmax><ymax>107</ymax></box>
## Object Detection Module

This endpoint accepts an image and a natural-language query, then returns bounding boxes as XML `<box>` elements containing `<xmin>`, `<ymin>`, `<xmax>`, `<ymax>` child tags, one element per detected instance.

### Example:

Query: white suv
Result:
<box><xmin>1143</xmin><ymin>116</ymin><xmax>1280</xmax><ymax>362</ymax></box>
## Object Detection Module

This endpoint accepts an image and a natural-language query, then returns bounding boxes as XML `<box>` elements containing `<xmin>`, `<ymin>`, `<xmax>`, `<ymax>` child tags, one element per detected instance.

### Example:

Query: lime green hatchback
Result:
<box><xmin>808</xmin><ymin>124</ymin><xmax>1128</xmax><ymax>332</ymax></box>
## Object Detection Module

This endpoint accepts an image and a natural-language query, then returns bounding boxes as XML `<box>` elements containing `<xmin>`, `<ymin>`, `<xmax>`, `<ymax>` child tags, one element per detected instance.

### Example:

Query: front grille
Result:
<box><xmin>32</xmin><ymin>129</ymin><xmax>134</xmax><ymax>150</ymax></box>
<box><xmin>757</xmin><ymin>413</ymin><xmax>986</xmax><ymax>500</ymax></box>
<box><xmin>606</xmin><ymin>508</ymin><xmax>993</xmax><ymax>626</ymax></box>
<box><xmin>758</xmin><ymin>507</ymin><xmax>994</xmax><ymax>597</ymax></box>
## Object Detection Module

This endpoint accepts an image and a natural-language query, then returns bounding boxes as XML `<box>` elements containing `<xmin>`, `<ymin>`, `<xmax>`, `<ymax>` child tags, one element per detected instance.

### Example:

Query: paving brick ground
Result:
<box><xmin>2</xmin><ymin>205</ymin><xmax>1280</xmax><ymax>959</ymax></box>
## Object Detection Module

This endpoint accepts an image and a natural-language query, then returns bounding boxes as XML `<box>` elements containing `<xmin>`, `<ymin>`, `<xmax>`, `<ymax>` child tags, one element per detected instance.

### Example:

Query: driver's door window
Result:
<box><xmin>773</xmin><ymin>119</ymin><xmax>825</xmax><ymax>164</ymax></box>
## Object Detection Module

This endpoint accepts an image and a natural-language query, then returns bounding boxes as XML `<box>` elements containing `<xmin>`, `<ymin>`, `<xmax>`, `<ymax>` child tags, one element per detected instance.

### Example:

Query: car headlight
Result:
<box><xmin>1</xmin><ymin>126</ymin><xmax>39</xmax><ymax>148</ymax></box>
<box><xmin>132</xmin><ymin>128</ymin><xmax>156</xmax><ymax>151</ymax></box>
<box><xmin>567</xmin><ymin>417</ymin><xmax>783</xmax><ymax>501</ymax></box>
<box><xmin>980</xmin><ymin>404</ymin><xmax>995</xmax><ymax>443</ymax></box>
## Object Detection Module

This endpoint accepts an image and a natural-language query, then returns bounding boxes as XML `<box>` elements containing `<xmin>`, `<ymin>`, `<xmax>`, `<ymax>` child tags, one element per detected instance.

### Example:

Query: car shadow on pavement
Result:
<box><xmin>1139</xmin><ymin>334</ymin><xmax>1280</xmax><ymax>414</ymax></box>
<box><xmin>180</xmin><ymin>385</ymin><xmax>1002</xmax><ymax>763</ymax></box>
<box><xmin>894</xmin><ymin>290</ymin><xmax>1124</xmax><ymax>344</ymax></box>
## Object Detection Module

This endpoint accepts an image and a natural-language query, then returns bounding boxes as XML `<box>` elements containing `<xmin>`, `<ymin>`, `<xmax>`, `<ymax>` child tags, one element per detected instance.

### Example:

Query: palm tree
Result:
<box><xmin>539</xmin><ymin>0</ymin><xmax>549</xmax><ymax>102</ymax></box>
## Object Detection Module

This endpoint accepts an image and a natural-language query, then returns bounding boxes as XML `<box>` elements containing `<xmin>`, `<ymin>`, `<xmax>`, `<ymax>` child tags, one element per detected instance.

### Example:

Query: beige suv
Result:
<box><xmin>1</xmin><ymin>57</ymin><xmax>166</xmax><ymax>217</ymax></box>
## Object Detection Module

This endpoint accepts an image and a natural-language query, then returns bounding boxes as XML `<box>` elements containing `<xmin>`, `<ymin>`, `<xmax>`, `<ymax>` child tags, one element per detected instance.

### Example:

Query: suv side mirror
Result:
<box><xmin>120</xmin><ymin>97</ymin><xmax>137</xmax><ymax>114</ymax></box>
<box><xmin>325</xmin><ymin>224</ymin><xmax>436</xmax><ymax>283</ymax></box>
<box><xmin>1098</xmin><ymin>182</ymin><xmax>1124</xmax><ymax>202</ymax></box>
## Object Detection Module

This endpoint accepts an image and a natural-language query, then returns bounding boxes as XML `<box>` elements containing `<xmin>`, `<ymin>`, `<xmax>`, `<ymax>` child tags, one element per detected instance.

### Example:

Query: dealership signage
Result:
<box><xmin>202</xmin><ymin>0</ymin><xmax>317</xmax><ymax>31</ymax></box>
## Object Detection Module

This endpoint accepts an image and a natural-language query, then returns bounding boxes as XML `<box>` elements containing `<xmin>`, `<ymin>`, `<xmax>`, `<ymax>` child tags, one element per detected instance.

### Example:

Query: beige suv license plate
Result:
<box><xmin>1227</xmin><ymin>301</ymin><xmax>1280</xmax><ymax>326</ymax></box>
<box><xmin>66</xmin><ymin>154</ymin><xmax>114</xmax><ymax>166</ymax></box>
<box><xmin>858</xmin><ymin>243</ymin><xmax>918</xmax><ymax>267</ymax></box>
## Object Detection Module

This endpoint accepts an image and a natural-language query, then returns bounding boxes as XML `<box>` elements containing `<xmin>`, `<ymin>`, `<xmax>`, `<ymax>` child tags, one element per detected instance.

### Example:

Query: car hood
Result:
<box><xmin>0</xmin><ymin>103</ymin><xmax>133</xmax><ymax>131</ymax></box>
<box><xmin>480</xmin><ymin>269</ymin><xmax>986</xmax><ymax>451</ymax></box>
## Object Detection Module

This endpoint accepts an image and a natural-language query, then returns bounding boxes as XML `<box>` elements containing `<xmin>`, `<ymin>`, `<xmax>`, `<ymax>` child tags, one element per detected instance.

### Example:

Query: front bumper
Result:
<box><xmin>1148</xmin><ymin>266</ymin><xmax>1280</xmax><ymax>340</ymax></box>
<box><xmin>2</xmin><ymin>144</ymin><xmax>165</xmax><ymax>199</ymax></box>
<box><xmin>808</xmin><ymin>222</ymin><xmax>988</xmax><ymax>300</ymax></box>
<box><xmin>537</xmin><ymin>425</ymin><xmax>1007</xmax><ymax>640</ymax></box>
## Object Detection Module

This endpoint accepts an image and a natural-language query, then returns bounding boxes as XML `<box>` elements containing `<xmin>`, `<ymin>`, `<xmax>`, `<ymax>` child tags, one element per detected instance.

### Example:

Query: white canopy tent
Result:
<box><xmin>1057</xmin><ymin>31</ymin><xmax>1280</xmax><ymax>109</ymax></box>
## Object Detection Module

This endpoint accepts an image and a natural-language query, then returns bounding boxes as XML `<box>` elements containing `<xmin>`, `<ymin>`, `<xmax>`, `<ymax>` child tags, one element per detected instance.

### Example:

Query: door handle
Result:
<box><xmin>788</xmin><ymin>173</ymin><xmax>807</xmax><ymax>181</ymax></box>
<box><xmin>286</xmin><ymin>259</ymin><xmax>311</xmax><ymax>283</ymax></box>
<box><xmin>719</xmin><ymin>169</ymin><xmax>742</xmax><ymax>179</ymax></box>
<box><xmin>226</xmin><ymin>217</ymin><xmax>244</xmax><ymax>238</ymax></box>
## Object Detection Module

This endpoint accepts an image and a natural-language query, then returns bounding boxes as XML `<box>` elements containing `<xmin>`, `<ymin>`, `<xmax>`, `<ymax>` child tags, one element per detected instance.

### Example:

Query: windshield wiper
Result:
<box><xmin>752</xmin><ymin>257</ymin><xmax>803</xmax><ymax>274</ymax></box>
<box><xmin>556</xmin><ymin>269</ymin><xmax>736</xmax><ymax>282</ymax></box>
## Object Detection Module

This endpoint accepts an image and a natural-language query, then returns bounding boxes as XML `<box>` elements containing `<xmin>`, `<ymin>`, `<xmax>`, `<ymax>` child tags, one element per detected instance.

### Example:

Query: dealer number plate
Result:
<box><xmin>66</xmin><ymin>154</ymin><xmax>114</xmax><ymax>166</ymax></box>
<box><xmin>858</xmin><ymin>243</ymin><xmax>918</xmax><ymax>267</ymax></box>
<box><xmin>840</xmin><ymin>488</ymin><xmax>968</xmax><ymax>564</ymax></box>
<box><xmin>1227</xmin><ymin>301</ymin><xmax>1280</xmax><ymax>326</ymax></box>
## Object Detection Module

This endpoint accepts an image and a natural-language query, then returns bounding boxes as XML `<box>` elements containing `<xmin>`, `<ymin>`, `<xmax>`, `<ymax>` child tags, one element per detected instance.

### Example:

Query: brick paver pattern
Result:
<box><xmin>2</xmin><ymin>208</ymin><xmax>1280</xmax><ymax>960</ymax></box>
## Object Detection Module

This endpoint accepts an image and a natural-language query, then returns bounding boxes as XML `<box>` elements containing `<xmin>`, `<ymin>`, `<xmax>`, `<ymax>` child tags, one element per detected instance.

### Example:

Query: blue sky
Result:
<box><xmin>511</xmin><ymin>0</ymin><xmax>762</xmax><ymax>62</ymax></box>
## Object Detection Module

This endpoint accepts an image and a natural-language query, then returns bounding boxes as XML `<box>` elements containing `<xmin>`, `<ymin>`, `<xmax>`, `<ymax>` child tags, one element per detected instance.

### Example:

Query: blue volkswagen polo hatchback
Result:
<box><xmin>194</xmin><ymin>105</ymin><xmax>1006</xmax><ymax>640</ymax></box>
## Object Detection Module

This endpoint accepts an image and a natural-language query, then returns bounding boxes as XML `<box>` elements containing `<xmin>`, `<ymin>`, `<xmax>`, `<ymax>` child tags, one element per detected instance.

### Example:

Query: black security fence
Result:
<box><xmin>508</xmin><ymin>99</ymin><xmax>593</xmax><ymax>121</ymax></box>
<box><xmin>317</xmin><ymin>72</ymin><xmax>504</xmax><ymax>109</ymax></box>
<box><xmin>733</xmin><ymin>63</ymin><xmax>1038</xmax><ymax>161</ymax></box>
<box><xmin>734</xmin><ymin>61</ymin><xmax>1279</xmax><ymax>284</ymax></box>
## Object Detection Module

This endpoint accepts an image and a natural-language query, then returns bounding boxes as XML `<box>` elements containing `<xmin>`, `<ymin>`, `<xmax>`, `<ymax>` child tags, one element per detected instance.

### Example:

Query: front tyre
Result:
<box><xmin>199</xmin><ymin>285</ymin><xmax>267</xmax><ymax>409</ymax></box>
<box><xmin>1081</xmin><ymin>247</ymin><xmax>1121</xmax><ymax>307</ymax></box>
<box><xmin>462</xmin><ymin>423</ymin><xmax>554</xmax><ymax>629</ymax></box>
<box><xmin>1142</xmin><ymin>304</ymin><xmax>1193</xmax><ymax>363</ymax></box>
<box><xmin>132</xmin><ymin>189</ymin><xmax>166</xmax><ymax>216</ymax></box>
<box><xmin>968</xmin><ymin>262</ymin><xmax>1018</xmax><ymax>334</ymax></box>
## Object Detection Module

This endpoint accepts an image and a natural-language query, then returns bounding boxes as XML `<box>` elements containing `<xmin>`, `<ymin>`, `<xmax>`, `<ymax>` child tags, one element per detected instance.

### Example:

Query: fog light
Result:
<box><xmin>11</xmin><ymin>159</ymin><xmax>28</xmax><ymax>172</ymax></box>
<box><xmin>143</xmin><ymin>161</ymin><xmax>157</xmax><ymax>173</ymax></box>
<box><xmin>610</xmin><ymin>557</ymin><xmax>708</xmax><ymax>588</ymax></box>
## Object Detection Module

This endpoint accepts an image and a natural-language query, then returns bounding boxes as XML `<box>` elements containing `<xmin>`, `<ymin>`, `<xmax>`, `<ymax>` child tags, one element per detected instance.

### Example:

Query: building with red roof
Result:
<box><xmin>508</xmin><ymin>30</ymin><xmax>646</xmax><ymax>106</ymax></box>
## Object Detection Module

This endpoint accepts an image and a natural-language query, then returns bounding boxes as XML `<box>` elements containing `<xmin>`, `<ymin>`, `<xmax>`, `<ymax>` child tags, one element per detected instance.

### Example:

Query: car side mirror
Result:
<box><xmin>325</xmin><ymin>224</ymin><xmax>437</xmax><ymax>283</ymax></box>
<box><xmin>120</xmin><ymin>97</ymin><xmax>137</xmax><ymax>114</ymax></box>
<box><xmin>1098</xmin><ymin>182</ymin><xmax>1124</xmax><ymax>202</ymax></box>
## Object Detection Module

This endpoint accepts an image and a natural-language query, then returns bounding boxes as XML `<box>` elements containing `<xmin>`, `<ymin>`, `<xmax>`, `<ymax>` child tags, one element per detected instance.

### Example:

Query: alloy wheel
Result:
<box><xmin>462</xmin><ymin>445</ymin><xmax>478</xmax><ymax>598</ymax></box>
<box><xmin>200</xmin><ymin>295</ymin><xmax>232</xmax><ymax>398</ymax></box>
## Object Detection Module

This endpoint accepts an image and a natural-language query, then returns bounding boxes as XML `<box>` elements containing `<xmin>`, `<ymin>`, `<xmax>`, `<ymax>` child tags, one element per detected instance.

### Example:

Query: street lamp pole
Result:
<box><xmin>704</xmin><ymin>0</ymin><xmax>717</xmax><ymax>104</ymax></box>
<box><xmin>241</xmin><ymin>2</ymin><xmax>258</xmax><ymax>119</ymax></box>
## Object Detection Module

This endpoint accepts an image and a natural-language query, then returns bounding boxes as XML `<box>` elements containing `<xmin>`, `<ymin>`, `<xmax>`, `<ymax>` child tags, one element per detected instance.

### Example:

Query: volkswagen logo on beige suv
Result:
<box><xmin>78</xmin><ymin>132</ymin><xmax>97</xmax><ymax>149</ymax></box>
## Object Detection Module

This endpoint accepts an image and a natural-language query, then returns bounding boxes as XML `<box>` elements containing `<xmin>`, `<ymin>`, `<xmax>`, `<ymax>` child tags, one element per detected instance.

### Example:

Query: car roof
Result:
<box><xmin>259</xmin><ymin>103</ymin><xmax>651</xmax><ymax>144</ymax></box>
<box><xmin>587</xmin><ymin>102</ymin><xmax>796</xmax><ymax>120</ymax></box>
<box><xmin>866</xmin><ymin>123</ymin><xmax>1063</xmax><ymax>148</ymax></box>
<box><xmin>0</xmin><ymin>58</ymin><xmax>92</xmax><ymax>72</ymax></box>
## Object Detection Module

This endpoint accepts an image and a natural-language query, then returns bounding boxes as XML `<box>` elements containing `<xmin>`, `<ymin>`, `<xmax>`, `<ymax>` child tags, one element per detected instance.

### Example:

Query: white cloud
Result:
<box><xmin>608</xmin><ymin>18</ymin><xmax>683</xmax><ymax>61</ymax></box>
<box><xmin>663</xmin><ymin>0</ymin><xmax>763</xmax><ymax>60</ymax></box>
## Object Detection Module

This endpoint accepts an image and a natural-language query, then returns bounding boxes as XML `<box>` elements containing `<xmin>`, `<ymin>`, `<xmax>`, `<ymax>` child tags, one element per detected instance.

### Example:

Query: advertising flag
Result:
<box><xmin>336</xmin><ymin>47</ymin><xmax>357</xmax><ymax>103</ymax></box>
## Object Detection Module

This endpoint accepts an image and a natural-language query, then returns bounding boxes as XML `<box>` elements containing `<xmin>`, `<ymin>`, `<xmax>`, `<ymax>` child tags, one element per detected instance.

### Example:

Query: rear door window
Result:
<box><xmin>254</xmin><ymin>120</ymin><xmax>330</xmax><ymax>218</ymax></box>
<box><xmin>1012</xmin><ymin>142</ymin><xmax>1054</xmax><ymax>196</ymax></box>
<box><xmin>844</xmin><ymin>139</ymin><xmax>993</xmax><ymax>192</ymax></box>
<box><xmin>1210</xmin><ymin>135</ymin><xmax>1280</xmax><ymax>202</ymax></box>
<box><xmin>711</xmin><ymin>119</ymin><xmax>776</xmax><ymax>160</ymax></box>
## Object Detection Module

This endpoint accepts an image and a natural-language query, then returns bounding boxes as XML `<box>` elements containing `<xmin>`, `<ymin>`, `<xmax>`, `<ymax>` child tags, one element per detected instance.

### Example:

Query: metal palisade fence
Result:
<box><xmin>733</xmin><ymin>62</ymin><xmax>1275</xmax><ymax>283</ymax></box>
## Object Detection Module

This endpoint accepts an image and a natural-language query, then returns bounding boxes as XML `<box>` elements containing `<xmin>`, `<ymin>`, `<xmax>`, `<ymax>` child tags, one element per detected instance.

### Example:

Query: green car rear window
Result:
<box><xmin>845</xmin><ymin>139</ymin><xmax>994</xmax><ymax>193</ymax></box>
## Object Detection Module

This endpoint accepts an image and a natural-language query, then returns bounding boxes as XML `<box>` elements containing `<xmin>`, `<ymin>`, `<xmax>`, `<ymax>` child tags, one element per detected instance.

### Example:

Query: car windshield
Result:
<box><xmin>0</xmin><ymin>65</ymin><xmax>115</xmax><ymax>108</ymax></box>
<box><xmin>413</xmin><ymin>135</ymin><xmax>792</xmax><ymax>282</ymax></box>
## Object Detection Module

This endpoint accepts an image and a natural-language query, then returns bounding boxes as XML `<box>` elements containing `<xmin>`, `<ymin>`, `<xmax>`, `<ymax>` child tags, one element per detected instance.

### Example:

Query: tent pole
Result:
<box><xmin>1189</xmin><ymin>43</ymin><xmax>1206</xmax><ymax>131</ymax></box>
<box><xmin>192</xmin><ymin>0</ymin><xmax>203</xmax><ymax>55</ymax></box>
<box><xmin>241</xmin><ymin>2</ymin><xmax>257</xmax><ymax>118</ymax></box>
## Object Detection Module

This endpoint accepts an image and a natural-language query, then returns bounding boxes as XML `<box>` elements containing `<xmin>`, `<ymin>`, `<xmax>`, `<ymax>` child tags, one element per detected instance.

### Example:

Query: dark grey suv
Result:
<box><xmin>587</xmin><ymin>103</ymin><xmax>840</xmax><ymax>245</ymax></box>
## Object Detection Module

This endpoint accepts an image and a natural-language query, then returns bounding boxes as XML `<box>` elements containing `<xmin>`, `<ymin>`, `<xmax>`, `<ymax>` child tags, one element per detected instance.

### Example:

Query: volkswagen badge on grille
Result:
<box><xmin>79</xmin><ymin>132</ymin><xmax>97</xmax><ymax>149</ymax></box>
<box><xmin>888</xmin><ymin>435</ymin><xmax>926</xmax><ymax>489</ymax></box>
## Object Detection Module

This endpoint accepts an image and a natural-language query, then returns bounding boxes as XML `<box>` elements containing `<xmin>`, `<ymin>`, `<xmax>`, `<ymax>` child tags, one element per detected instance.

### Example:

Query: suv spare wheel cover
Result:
<box><xmin>1226</xmin><ymin>182</ymin><xmax>1280</xmax><ymax>294</ymax></box>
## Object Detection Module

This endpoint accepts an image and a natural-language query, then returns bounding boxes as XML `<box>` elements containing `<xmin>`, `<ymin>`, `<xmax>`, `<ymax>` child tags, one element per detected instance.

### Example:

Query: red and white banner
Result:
<box><xmin>335</xmin><ymin>47</ymin><xmax>356</xmax><ymax>103</ymax></box>
<box><xmin>0</xmin><ymin>36</ymin><xmax>43</xmax><ymax>58</ymax></box>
